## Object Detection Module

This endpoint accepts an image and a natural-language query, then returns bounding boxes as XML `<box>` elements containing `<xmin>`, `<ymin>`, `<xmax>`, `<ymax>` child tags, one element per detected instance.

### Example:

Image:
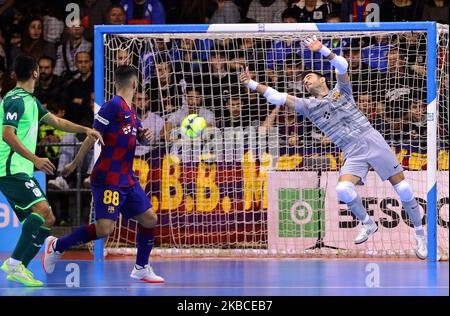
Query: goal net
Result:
<box><xmin>92</xmin><ymin>23</ymin><xmax>449</xmax><ymax>259</ymax></box>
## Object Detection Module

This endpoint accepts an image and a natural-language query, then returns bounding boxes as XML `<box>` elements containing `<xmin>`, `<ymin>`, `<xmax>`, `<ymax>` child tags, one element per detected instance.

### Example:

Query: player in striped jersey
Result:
<box><xmin>240</xmin><ymin>36</ymin><xmax>427</xmax><ymax>260</ymax></box>
<box><xmin>42</xmin><ymin>66</ymin><xmax>164</xmax><ymax>282</ymax></box>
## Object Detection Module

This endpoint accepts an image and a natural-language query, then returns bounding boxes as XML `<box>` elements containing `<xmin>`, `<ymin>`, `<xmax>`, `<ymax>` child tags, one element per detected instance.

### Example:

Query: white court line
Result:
<box><xmin>0</xmin><ymin>286</ymin><xmax>448</xmax><ymax>290</ymax></box>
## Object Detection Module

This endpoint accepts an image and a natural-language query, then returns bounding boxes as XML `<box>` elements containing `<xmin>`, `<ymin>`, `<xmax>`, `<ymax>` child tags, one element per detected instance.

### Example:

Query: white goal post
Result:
<box><xmin>93</xmin><ymin>22</ymin><xmax>448</xmax><ymax>261</ymax></box>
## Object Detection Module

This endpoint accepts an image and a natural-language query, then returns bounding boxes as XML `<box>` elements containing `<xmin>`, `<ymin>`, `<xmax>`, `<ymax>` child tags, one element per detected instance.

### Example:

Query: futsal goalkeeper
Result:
<box><xmin>239</xmin><ymin>36</ymin><xmax>427</xmax><ymax>260</ymax></box>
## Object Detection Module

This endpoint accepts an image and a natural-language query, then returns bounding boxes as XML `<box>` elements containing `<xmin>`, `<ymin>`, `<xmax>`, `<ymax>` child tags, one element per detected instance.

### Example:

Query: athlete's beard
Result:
<box><xmin>309</xmin><ymin>84</ymin><xmax>329</xmax><ymax>98</ymax></box>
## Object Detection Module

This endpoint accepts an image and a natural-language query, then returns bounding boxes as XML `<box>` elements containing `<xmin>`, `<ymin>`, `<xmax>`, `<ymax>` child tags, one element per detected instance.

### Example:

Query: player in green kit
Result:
<box><xmin>0</xmin><ymin>55</ymin><xmax>103</xmax><ymax>287</ymax></box>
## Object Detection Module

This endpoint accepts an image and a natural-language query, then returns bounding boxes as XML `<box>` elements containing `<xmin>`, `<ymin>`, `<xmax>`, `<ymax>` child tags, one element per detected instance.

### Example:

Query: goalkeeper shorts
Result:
<box><xmin>340</xmin><ymin>129</ymin><xmax>404</xmax><ymax>184</ymax></box>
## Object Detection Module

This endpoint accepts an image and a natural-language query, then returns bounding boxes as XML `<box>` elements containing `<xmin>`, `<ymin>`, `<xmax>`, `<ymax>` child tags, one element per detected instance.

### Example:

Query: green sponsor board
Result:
<box><xmin>278</xmin><ymin>188</ymin><xmax>325</xmax><ymax>238</ymax></box>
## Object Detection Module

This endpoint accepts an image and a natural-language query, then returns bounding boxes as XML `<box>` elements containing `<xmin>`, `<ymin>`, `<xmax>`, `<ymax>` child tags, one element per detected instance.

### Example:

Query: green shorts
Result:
<box><xmin>0</xmin><ymin>173</ymin><xmax>48</xmax><ymax>222</ymax></box>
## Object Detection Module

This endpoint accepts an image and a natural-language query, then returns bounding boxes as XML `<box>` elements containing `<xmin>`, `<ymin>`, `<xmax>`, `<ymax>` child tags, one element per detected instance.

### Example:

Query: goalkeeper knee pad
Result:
<box><xmin>393</xmin><ymin>180</ymin><xmax>415</xmax><ymax>202</ymax></box>
<box><xmin>336</xmin><ymin>181</ymin><xmax>357</xmax><ymax>203</ymax></box>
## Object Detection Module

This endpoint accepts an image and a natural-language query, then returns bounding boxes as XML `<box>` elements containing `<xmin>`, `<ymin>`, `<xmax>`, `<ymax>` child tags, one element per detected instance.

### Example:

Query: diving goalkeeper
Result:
<box><xmin>239</xmin><ymin>36</ymin><xmax>427</xmax><ymax>259</ymax></box>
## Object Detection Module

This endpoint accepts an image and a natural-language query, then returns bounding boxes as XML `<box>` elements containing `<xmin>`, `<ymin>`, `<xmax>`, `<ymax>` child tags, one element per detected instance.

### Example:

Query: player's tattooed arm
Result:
<box><xmin>61</xmin><ymin>133</ymin><xmax>98</xmax><ymax>177</ymax></box>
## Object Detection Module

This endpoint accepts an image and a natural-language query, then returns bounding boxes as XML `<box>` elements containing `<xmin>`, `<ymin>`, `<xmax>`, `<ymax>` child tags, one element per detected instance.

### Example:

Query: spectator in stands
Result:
<box><xmin>340</xmin><ymin>0</ymin><xmax>382</xmax><ymax>22</ymax></box>
<box><xmin>42</xmin><ymin>6</ymin><xmax>65</xmax><ymax>44</ymax></box>
<box><xmin>174</xmin><ymin>0</ymin><xmax>210</xmax><ymax>24</ymax></box>
<box><xmin>372</xmin><ymin>47</ymin><xmax>425</xmax><ymax>138</ymax></box>
<box><xmin>220</xmin><ymin>89</ymin><xmax>258</xmax><ymax>128</ymax></box>
<box><xmin>289</xmin><ymin>0</ymin><xmax>338</xmax><ymax>12</ymax></box>
<box><xmin>398</xmin><ymin>31</ymin><xmax>427</xmax><ymax>67</ymax></box>
<box><xmin>228</xmin><ymin>38</ymin><xmax>266</xmax><ymax>73</ymax></box>
<box><xmin>35</xmin><ymin>55</ymin><xmax>63</xmax><ymax>106</ymax></box>
<box><xmin>37</xmin><ymin>98</ymin><xmax>68</xmax><ymax>170</ymax></box>
<box><xmin>171</xmin><ymin>38</ymin><xmax>211</xmax><ymax>83</ymax></box>
<box><xmin>0</xmin><ymin>69</ymin><xmax>15</xmax><ymax>99</ymax></box>
<box><xmin>210</xmin><ymin>0</ymin><xmax>242</xmax><ymax>23</ymax></box>
<box><xmin>134</xmin><ymin>90</ymin><xmax>165</xmax><ymax>156</ymax></box>
<box><xmin>0</xmin><ymin>29</ymin><xmax>6</xmax><ymax>75</ymax></box>
<box><xmin>115</xmin><ymin>47</ymin><xmax>132</xmax><ymax>66</ymax></box>
<box><xmin>361</xmin><ymin>34</ymin><xmax>390</xmax><ymax>72</ymax></box>
<box><xmin>261</xmin><ymin>67</ymin><xmax>283</xmax><ymax>92</ymax></box>
<box><xmin>294</xmin><ymin>0</ymin><xmax>331</xmax><ymax>23</ymax></box>
<box><xmin>203</xmin><ymin>51</ymin><xmax>239</xmax><ymax>114</ymax></box>
<box><xmin>1</xmin><ymin>4</ymin><xmax>25</xmax><ymax>56</ymax></box>
<box><xmin>381</xmin><ymin>0</ymin><xmax>423</xmax><ymax>22</ymax></box>
<box><xmin>9</xmin><ymin>16</ymin><xmax>56</xmax><ymax>63</ymax></box>
<box><xmin>402</xmin><ymin>99</ymin><xmax>426</xmax><ymax>141</ymax></box>
<box><xmin>80</xmin><ymin>0</ymin><xmax>111</xmax><ymax>42</ymax></box>
<box><xmin>164</xmin><ymin>85</ymin><xmax>216</xmax><ymax>141</ymax></box>
<box><xmin>246</xmin><ymin>0</ymin><xmax>287</xmax><ymax>23</ymax></box>
<box><xmin>120</xmin><ymin>0</ymin><xmax>166</xmax><ymax>24</ymax></box>
<box><xmin>0</xmin><ymin>0</ymin><xmax>15</xmax><ymax>19</ymax></box>
<box><xmin>283</xmin><ymin>55</ymin><xmax>304</xmax><ymax>92</ymax></box>
<box><xmin>261</xmin><ymin>105</ymin><xmax>304</xmax><ymax>148</ymax></box>
<box><xmin>422</xmin><ymin>0</ymin><xmax>449</xmax><ymax>24</ymax></box>
<box><xmin>106</xmin><ymin>4</ymin><xmax>127</xmax><ymax>25</ymax></box>
<box><xmin>54</xmin><ymin>20</ymin><xmax>92</xmax><ymax>81</ymax></box>
<box><xmin>150</xmin><ymin>57</ymin><xmax>183</xmax><ymax>114</ymax></box>
<box><xmin>342</xmin><ymin>46</ymin><xmax>373</xmax><ymax>94</ymax></box>
<box><xmin>325</xmin><ymin>11</ymin><xmax>341</xmax><ymax>22</ymax></box>
<box><xmin>64</xmin><ymin>51</ymin><xmax>94</xmax><ymax>124</ymax></box>
<box><xmin>327</xmin><ymin>0</ymin><xmax>343</xmax><ymax>13</ymax></box>
<box><xmin>281</xmin><ymin>6</ymin><xmax>301</xmax><ymax>22</ymax></box>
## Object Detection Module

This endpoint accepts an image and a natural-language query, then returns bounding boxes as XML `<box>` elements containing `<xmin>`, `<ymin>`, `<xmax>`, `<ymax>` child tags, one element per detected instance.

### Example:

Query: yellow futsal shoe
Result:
<box><xmin>6</xmin><ymin>265</ymin><xmax>43</xmax><ymax>287</ymax></box>
<box><xmin>1</xmin><ymin>260</ymin><xmax>34</xmax><ymax>278</ymax></box>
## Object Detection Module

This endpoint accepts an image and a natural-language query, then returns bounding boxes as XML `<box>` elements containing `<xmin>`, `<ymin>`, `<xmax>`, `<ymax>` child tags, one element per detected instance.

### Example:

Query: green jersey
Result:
<box><xmin>0</xmin><ymin>87</ymin><xmax>49</xmax><ymax>177</ymax></box>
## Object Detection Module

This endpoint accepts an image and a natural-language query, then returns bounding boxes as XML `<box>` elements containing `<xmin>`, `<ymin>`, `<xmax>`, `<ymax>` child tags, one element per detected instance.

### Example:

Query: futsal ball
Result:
<box><xmin>180</xmin><ymin>114</ymin><xmax>207</xmax><ymax>138</ymax></box>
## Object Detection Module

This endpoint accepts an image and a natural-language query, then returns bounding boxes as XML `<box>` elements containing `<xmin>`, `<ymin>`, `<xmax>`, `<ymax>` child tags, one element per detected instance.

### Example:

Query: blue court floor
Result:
<box><xmin>0</xmin><ymin>255</ymin><xmax>448</xmax><ymax>296</ymax></box>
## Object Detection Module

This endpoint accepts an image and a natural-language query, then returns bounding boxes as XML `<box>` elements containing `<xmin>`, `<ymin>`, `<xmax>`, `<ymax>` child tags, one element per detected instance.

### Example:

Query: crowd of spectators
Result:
<box><xmin>0</xmin><ymin>0</ymin><xmax>448</xmax><ymax>224</ymax></box>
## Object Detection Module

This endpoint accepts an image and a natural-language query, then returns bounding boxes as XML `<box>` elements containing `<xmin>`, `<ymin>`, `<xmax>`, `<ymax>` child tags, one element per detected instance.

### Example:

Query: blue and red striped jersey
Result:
<box><xmin>91</xmin><ymin>96</ymin><xmax>142</xmax><ymax>187</ymax></box>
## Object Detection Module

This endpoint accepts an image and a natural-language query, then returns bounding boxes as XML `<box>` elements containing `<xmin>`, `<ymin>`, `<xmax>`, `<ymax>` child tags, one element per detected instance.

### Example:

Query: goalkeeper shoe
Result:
<box><xmin>130</xmin><ymin>265</ymin><xmax>165</xmax><ymax>283</ymax></box>
<box><xmin>6</xmin><ymin>265</ymin><xmax>43</xmax><ymax>287</ymax></box>
<box><xmin>355</xmin><ymin>222</ymin><xmax>378</xmax><ymax>244</ymax></box>
<box><xmin>414</xmin><ymin>235</ymin><xmax>427</xmax><ymax>260</ymax></box>
<box><xmin>42</xmin><ymin>236</ymin><xmax>62</xmax><ymax>274</ymax></box>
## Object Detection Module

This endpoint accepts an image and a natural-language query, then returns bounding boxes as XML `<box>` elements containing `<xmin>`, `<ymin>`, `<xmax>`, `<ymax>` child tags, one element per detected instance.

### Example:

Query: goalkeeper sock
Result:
<box><xmin>347</xmin><ymin>196</ymin><xmax>374</xmax><ymax>225</ymax></box>
<box><xmin>402</xmin><ymin>198</ymin><xmax>425</xmax><ymax>236</ymax></box>
<box><xmin>54</xmin><ymin>224</ymin><xmax>98</xmax><ymax>253</ymax></box>
<box><xmin>136</xmin><ymin>224</ymin><xmax>155</xmax><ymax>267</ymax></box>
<box><xmin>11</xmin><ymin>213</ymin><xmax>45</xmax><ymax>262</ymax></box>
<box><xmin>22</xmin><ymin>226</ymin><xmax>50</xmax><ymax>267</ymax></box>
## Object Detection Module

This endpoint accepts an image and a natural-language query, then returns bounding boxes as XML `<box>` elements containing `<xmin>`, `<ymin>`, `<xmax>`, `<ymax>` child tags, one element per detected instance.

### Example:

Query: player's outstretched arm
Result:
<box><xmin>239</xmin><ymin>66</ymin><xmax>302</xmax><ymax>112</ymax></box>
<box><xmin>60</xmin><ymin>134</ymin><xmax>97</xmax><ymax>177</ymax></box>
<box><xmin>239</xmin><ymin>65</ymin><xmax>292</xmax><ymax>106</ymax></box>
<box><xmin>42</xmin><ymin>113</ymin><xmax>104</xmax><ymax>145</ymax></box>
<box><xmin>302</xmin><ymin>36</ymin><xmax>350</xmax><ymax>83</ymax></box>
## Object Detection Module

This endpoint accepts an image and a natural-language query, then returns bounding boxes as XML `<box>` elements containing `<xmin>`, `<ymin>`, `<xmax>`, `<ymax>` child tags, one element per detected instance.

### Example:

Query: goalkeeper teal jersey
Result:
<box><xmin>0</xmin><ymin>87</ymin><xmax>49</xmax><ymax>177</ymax></box>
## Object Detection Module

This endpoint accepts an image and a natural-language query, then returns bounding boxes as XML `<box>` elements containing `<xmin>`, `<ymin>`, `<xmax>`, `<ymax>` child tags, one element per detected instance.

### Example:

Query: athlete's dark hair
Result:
<box><xmin>301</xmin><ymin>70</ymin><xmax>329</xmax><ymax>89</ymax></box>
<box><xmin>114</xmin><ymin>65</ymin><xmax>137</xmax><ymax>87</ymax></box>
<box><xmin>14</xmin><ymin>55</ymin><xmax>38</xmax><ymax>82</ymax></box>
